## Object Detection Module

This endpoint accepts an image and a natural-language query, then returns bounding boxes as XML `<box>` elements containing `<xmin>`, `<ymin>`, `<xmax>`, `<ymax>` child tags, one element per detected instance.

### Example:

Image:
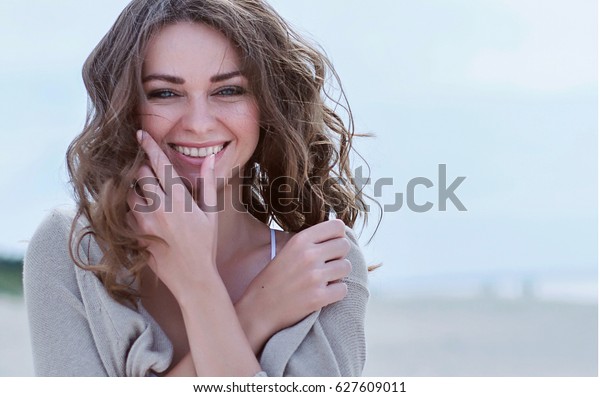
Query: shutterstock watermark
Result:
<box><xmin>132</xmin><ymin>163</ymin><xmax>467</xmax><ymax>214</ymax></box>
<box><xmin>353</xmin><ymin>164</ymin><xmax>467</xmax><ymax>213</ymax></box>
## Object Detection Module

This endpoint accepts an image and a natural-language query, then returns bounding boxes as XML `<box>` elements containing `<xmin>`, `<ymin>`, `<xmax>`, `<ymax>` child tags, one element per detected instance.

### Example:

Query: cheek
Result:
<box><xmin>139</xmin><ymin>106</ymin><xmax>176</xmax><ymax>138</ymax></box>
<box><xmin>140</xmin><ymin>114</ymin><xmax>155</xmax><ymax>131</ymax></box>
<box><xmin>240</xmin><ymin>102</ymin><xmax>260</xmax><ymax>141</ymax></box>
<box><xmin>219</xmin><ymin>102</ymin><xmax>260</xmax><ymax>136</ymax></box>
<box><xmin>240</xmin><ymin>114</ymin><xmax>260</xmax><ymax>151</ymax></box>
<box><xmin>138</xmin><ymin>104</ymin><xmax>152</xmax><ymax>130</ymax></box>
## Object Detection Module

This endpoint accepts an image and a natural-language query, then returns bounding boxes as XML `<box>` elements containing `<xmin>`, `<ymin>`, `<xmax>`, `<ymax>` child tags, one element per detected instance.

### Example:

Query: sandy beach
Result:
<box><xmin>362</xmin><ymin>295</ymin><xmax>597</xmax><ymax>376</ymax></box>
<box><xmin>1</xmin><ymin>294</ymin><xmax>596</xmax><ymax>376</ymax></box>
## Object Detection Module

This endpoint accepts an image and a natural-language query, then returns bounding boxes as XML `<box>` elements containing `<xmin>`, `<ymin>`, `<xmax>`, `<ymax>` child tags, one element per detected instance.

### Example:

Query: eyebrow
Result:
<box><xmin>210</xmin><ymin>70</ymin><xmax>242</xmax><ymax>83</ymax></box>
<box><xmin>142</xmin><ymin>71</ymin><xmax>243</xmax><ymax>84</ymax></box>
<box><xmin>142</xmin><ymin>74</ymin><xmax>184</xmax><ymax>84</ymax></box>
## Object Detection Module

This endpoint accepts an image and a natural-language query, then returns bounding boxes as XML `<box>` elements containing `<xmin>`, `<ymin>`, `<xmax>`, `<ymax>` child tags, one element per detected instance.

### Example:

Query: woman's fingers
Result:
<box><xmin>316</xmin><ymin>237</ymin><xmax>352</xmax><ymax>262</ymax></box>
<box><xmin>137</xmin><ymin>129</ymin><xmax>181</xmax><ymax>192</ymax></box>
<box><xmin>127</xmin><ymin>164</ymin><xmax>167</xmax><ymax>237</ymax></box>
<box><xmin>322</xmin><ymin>282</ymin><xmax>348</xmax><ymax>306</ymax></box>
<box><xmin>127</xmin><ymin>185</ymin><xmax>147</xmax><ymax>214</ymax></box>
<box><xmin>296</xmin><ymin>219</ymin><xmax>346</xmax><ymax>244</ymax></box>
<box><xmin>133</xmin><ymin>164</ymin><xmax>164</xmax><ymax>211</ymax></box>
<box><xmin>321</xmin><ymin>259</ymin><xmax>352</xmax><ymax>283</ymax></box>
<box><xmin>199</xmin><ymin>154</ymin><xmax>217</xmax><ymax>220</ymax></box>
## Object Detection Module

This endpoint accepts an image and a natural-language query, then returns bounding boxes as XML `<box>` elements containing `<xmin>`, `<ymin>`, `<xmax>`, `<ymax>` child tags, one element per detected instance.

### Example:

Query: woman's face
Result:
<box><xmin>138</xmin><ymin>22</ymin><xmax>260</xmax><ymax>190</ymax></box>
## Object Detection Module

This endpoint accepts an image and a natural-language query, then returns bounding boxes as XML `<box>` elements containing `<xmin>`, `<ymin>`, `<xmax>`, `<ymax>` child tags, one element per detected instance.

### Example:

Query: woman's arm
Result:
<box><xmin>130</xmin><ymin>131</ymin><xmax>260</xmax><ymax>376</ymax></box>
<box><xmin>132</xmin><ymin>131</ymin><xmax>356</xmax><ymax>376</ymax></box>
<box><xmin>166</xmin><ymin>216</ymin><xmax>354</xmax><ymax>376</ymax></box>
<box><xmin>239</xmin><ymin>226</ymin><xmax>369</xmax><ymax>376</ymax></box>
<box><xmin>175</xmin><ymin>273</ymin><xmax>262</xmax><ymax>376</ymax></box>
<box><xmin>234</xmin><ymin>220</ymin><xmax>352</xmax><ymax>356</ymax></box>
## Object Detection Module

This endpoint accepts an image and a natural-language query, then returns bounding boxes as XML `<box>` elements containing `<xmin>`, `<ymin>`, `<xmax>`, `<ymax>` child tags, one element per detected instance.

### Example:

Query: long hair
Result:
<box><xmin>67</xmin><ymin>0</ymin><xmax>373</xmax><ymax>305</ymax></box>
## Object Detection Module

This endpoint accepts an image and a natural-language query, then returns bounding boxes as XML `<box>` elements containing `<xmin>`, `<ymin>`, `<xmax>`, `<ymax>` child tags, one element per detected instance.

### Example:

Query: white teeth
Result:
<box><xmin>173</xmin><ymin>144</ymin><xmax>225</xmax><ymax>158</ymax></box>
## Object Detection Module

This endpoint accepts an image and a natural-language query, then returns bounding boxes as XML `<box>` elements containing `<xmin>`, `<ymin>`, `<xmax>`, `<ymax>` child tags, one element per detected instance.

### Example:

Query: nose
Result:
<box><xmin>180</xmin><ymin>96</ymin><xmax>218</xmax><ymax>135</ymax></box>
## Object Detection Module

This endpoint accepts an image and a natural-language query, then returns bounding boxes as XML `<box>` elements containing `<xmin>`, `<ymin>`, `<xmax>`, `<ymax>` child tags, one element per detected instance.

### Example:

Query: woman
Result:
<box><xmin>24</xmin><ymin>0</ymin><xmax>371</xmax><ymax>377</ymax></box>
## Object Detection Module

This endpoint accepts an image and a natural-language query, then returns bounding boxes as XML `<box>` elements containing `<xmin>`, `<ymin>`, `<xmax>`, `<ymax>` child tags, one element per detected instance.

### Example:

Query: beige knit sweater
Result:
<box><xmin>23</xmin><ymin>208</ymin><xmax>369</xmax><ymax>376</ymax></box>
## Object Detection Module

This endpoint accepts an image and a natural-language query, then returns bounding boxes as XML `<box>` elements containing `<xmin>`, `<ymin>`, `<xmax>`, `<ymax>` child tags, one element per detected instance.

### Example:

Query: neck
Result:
<box><xmin>212</xmin><ymin>177</ymin><xmax>267</xmax><ymax>265</ymax></box>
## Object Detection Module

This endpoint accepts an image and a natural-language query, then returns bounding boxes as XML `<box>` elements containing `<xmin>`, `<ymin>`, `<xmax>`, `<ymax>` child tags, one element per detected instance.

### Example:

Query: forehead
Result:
<box><xmin>142</xmin><ymin>22</ymin><xmax>241</xmax><ymax>78</ymax></box>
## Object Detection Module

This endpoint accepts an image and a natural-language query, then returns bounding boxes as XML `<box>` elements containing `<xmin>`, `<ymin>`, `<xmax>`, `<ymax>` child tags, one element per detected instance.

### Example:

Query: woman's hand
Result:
<box><xmin>128</xmin><ymin>130</ymin><xmax>261</xmax><ymax>376</ymax></box>
<box><xmin>127</xmin><ymin>130</ymin><xmax>219</xmax><ymax>302</ymax></box>
<box><xmin>235</xmin><ymin>219</ymin><xmax>352</xmax><ymax>354</ymax></box>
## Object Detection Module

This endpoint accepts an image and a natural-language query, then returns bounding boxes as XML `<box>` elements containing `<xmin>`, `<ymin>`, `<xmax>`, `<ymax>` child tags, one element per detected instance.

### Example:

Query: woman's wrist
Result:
<box><xmin>173</xmin><ymin>268</ymin><xmax>224</xmax><ymax>309</ymax></box>
<box><xmin>235</xmin><ymin>292</ymin><xmax>276</xmax><ymax>356</ymax></box>
<box><xmin>174</xmin><ymin>274</ymin><xmax>263</xmax><ymax>376</ymax></box>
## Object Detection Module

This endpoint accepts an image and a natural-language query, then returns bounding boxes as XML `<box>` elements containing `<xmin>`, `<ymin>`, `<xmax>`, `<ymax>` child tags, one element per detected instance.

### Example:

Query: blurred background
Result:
<box><xmin>0</xmin><ymin>0</ymin><xmax>597</xmax><ymax>376</ymax></box>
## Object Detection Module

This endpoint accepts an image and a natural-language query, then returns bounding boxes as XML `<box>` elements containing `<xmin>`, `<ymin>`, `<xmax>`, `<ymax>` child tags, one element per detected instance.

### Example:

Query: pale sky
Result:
<box><xmin>0</xmin><ymin>0</ymin><xmax>597</xmax><ymax>296</ymax></box>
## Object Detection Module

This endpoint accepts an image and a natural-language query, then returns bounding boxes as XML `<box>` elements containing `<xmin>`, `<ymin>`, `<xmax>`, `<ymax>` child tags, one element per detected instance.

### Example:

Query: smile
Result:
<box><xmin>171</xmin><ymin>143</ymin><xmax>226</xmax><ymax>158</ymax></box>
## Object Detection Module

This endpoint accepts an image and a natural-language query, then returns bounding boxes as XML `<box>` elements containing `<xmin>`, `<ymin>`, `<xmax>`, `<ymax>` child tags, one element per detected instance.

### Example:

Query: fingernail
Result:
<box><xmin>209</xmin><ymin>154</ymin><xmax>215</xmax><ymax>170</ymax></box>
<box><xmin>136</xmin><ymin>130</ymin><xmax>143</xmax><ymax>142</ymax></box>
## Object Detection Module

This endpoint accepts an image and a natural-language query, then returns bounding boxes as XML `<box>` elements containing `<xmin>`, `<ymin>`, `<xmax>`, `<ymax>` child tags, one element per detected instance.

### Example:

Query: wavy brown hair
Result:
<box><xmin>67</xmin><ymin>0</ymin><xmax>373</xmax><ymax>305</ymax></box>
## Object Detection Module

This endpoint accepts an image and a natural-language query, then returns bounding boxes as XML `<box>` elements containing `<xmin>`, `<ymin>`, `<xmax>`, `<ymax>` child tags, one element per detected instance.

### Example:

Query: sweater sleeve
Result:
<box><xmin>259</xmin><ymin>227</ymin><xmax>369</xmax><ymax>376</ymax></box>
<box><xmin>23</xmin><ymin>208</ymin><xmax>108</xmax><ymax>376</ymax></box>
<box><xmin>23</xmin><ymin>209</ymin><xmax>174</xmax><ymax>377</ymax></box>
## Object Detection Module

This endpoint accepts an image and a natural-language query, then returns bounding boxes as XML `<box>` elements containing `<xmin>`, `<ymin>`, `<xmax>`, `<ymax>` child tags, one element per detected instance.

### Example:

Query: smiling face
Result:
<box><xmin>138</xmin><ymin>22</ymin><xmax>260</xmax><ymax>191</ymax></box>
